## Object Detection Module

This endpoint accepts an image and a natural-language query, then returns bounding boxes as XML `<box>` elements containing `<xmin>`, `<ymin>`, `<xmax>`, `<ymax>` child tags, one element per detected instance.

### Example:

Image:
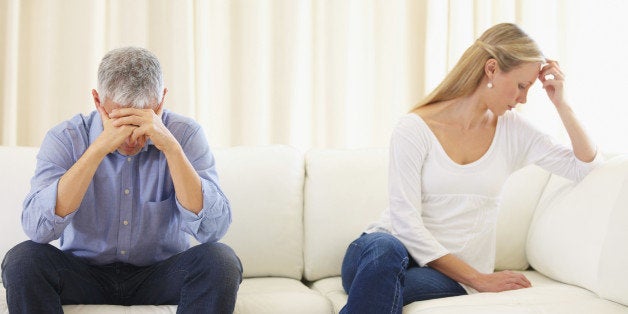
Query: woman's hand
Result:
<box><xmin>539</xmin><ymin>60</ymin><xmax>567</xmax><ymax>108</ymax></box>
<box><xmin>471</xmin><ymin>270</ymin><xmax>532</xmax><ymax>292</ymax></box>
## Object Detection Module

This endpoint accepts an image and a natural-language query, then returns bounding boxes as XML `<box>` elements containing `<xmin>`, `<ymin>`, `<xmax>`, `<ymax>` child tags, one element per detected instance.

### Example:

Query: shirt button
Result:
<box><xmin>127</xmin><ymin>157</ymin><xmax>132</xmax><ymax>162</ymax></box>
<box><xmin>123</xmin><ymin>220</ymin><xmax>129</xmax><ymax>226</ymax></box>
<box><xmin>121</xmin><ymin>250</ymin><xmax>126</xmax><ymax>255</ymax></box>
<box><xmin>124</xmin><ymin>189</ymin><xmax>130</xmax><ymax>195</ymax></box>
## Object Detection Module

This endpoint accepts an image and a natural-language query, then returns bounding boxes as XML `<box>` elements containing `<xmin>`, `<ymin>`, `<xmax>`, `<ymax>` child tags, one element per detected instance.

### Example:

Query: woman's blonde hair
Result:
<box><xmin>411</xmin><ymin>23</ymin><xmax>545</xmax><ymax>111</ymax></box>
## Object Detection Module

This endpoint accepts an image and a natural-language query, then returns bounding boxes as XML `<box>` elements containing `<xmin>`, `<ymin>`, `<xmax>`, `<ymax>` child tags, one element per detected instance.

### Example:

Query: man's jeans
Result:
<box><xmin>340</xmin><ymin>232</ymin><xmax>466</xmax><ymax>314</ymax></box>
<box><xmin>2</xmin><ymin>240</ymin><xmax>242</xmax><ymax>314</ymax></box>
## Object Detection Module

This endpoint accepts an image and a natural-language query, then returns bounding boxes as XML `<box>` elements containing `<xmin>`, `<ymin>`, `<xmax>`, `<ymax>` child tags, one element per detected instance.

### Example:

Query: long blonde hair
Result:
<box><xmin>411</xmin><ymin>23</ymin><xmax>545</xmax><ymax>111</ymax></box>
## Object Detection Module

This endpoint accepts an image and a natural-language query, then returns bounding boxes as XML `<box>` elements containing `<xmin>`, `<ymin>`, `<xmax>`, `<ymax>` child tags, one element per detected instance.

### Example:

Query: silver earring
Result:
<box><xmin>487</xmin><ymin>82</ymin><xmax>493</xmax><ymax>89</ymax></box>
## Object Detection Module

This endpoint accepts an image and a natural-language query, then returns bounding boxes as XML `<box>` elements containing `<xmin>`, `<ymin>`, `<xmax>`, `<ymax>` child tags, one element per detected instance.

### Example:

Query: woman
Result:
<box><xmin>340</xmin><ymin>23</ymin><xmax>601</xmax><ymax>314</ymax></box>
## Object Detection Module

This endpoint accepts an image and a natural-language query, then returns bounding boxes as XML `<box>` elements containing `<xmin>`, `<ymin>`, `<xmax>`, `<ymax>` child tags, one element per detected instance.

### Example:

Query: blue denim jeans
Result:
<box><xmin>2</xmin><ymin>240</ymin><xmax>242</xmax><ymax>314</ymax></box>
<box><xmin>340</xmin><ymin>232</ymin><xmax>466</xmax><ymax>314</ymax></box>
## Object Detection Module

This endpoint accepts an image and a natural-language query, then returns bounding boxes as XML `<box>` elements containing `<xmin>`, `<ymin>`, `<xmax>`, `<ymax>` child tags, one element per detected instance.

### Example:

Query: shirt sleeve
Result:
<box><xmin>176</xmin><ymin>124</ymin><xmax>232</xmax><ymax>243</ymax></box>
<box><xmin>511</xmin><ymin>112</ymin><xmax>602</xmax><ymax>182</ymax></box>
<box><xmin>22</xmin><ymin>130</ymin><xmax>78</xmax><ymax>243</ymax></box>
<box><xmin>387</xmin><ymin>117</ymin><xmax>450</xmax><ymax>267</ymax></box>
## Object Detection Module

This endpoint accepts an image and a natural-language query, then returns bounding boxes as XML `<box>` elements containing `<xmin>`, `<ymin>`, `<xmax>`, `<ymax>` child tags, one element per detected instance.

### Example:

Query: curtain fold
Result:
<box><xmin>1</xmin><ymin>0</ymin><xmax>626</xmax><ymax>153</ymax></box>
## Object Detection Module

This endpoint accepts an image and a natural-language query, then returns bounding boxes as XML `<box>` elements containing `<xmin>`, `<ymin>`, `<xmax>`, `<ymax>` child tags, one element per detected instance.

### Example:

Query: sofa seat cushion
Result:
<box><xmin>1</xmin><ymin>278</ymin><xmax>332</xmax><ymax>314</ymax></box>
<box><xmin>64</xmin><ymin>305</ymin><xmax>175</xmax><ymax>313</ymax></box>
<box><xmin>310</xmin><ymin>271</ymin><xmax>627</xmax><ymax>314</ymax></box>
<box><xmin>0</xmin><ymin>288</ymin><xmax>175</xmax><ymax>314</ymax></box>
<box><xmin>234</xmin><ymin>277</ymin><xmax>332</xmax><ymax>313</ymax></box>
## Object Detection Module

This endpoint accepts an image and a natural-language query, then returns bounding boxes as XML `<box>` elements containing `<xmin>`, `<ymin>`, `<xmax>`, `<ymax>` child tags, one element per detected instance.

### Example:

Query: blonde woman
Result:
<box><xmin>340</xmin><ymin>23</ymin><xmax>600</xmax><ymax>314</ymax></box>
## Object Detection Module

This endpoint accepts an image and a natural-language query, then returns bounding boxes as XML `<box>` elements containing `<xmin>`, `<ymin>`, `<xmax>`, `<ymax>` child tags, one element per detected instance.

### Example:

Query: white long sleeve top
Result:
<box><xmin>365</xmin><ymin>111</ymin><xmax>601</xmax><ymax>290</ymax></box>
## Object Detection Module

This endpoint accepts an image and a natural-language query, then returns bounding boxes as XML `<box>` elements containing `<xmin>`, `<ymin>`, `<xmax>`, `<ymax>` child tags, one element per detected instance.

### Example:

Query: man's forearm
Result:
<box><xmin>163</xmin><ymin>144</ymin><xmax>203</xmax><ymax>214</ymax></box>
<box><xmin>55</xmin><ymin>145</ymin><xmax>107</xmax><ymax>217</ymax></box>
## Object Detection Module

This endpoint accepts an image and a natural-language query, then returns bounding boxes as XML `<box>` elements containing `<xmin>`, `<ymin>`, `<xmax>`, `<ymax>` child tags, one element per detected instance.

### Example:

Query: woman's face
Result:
<box><xmin>487</xmin><ymin>61</ymin><xmax>542</xmax><ymax>115</ymax></box>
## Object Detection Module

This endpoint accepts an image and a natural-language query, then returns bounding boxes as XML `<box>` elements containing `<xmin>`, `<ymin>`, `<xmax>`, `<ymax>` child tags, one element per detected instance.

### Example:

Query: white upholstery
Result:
<box><xmin>233</xmin><ymin>278</ymin><xmax>332</xmax><ymax>313</ymax></box>
<box><xmin>303</xmin><ymin>148</ymin><xmax>389</xmax><ymax>281</ymax></box>
<box><xmin>0</xmin><ymin>145</ymin><xmax>626</xmax><ymax>313</ymax></box>
<box><xmin>527</xmin><ymin>156</ymin><xmax>628</xmax><ymax>306</ymax></box>
<box><xmin>0</xmin><ymin>146</ymin><xmax>37</xmax><ymax>280</ymax></box>
<box><xmin>494</xmin><ymin>165</ymin><xmax>550</xmax><ymax>270</ymax></box>
<box><xmin>214</xmin><ymin>146</ymin><xmax>305</xmax><ymax>279</ymax></box>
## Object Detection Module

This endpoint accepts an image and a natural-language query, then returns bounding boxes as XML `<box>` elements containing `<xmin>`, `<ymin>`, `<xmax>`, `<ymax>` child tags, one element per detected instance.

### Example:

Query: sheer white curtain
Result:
<box><xmin>1</xmin><ymin>0</ymin><xmax>626</xmax><ymax>153</ymax></box>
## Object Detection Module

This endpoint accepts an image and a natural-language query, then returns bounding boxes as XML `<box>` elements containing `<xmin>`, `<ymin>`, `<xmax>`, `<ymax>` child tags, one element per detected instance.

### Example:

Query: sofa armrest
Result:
<box><xmin>527</xmin><ymin>156</ymin><xmax>628</xmax><ymax>306</ymax></box>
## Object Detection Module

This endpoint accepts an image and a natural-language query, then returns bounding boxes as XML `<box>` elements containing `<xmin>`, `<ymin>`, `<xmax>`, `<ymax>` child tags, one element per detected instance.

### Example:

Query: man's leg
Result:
<box><xmin>1</xmin><ymin>241</ymin><xmax>115</xmax><ymax>314</ymax></box>
<box><xmin>126</xmin><ymin>242</ymin><xmax>242</xmax><ymax>313</ymax></box>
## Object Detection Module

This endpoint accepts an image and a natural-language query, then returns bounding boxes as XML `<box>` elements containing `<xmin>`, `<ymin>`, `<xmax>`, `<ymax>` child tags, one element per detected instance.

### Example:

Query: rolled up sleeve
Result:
<box><xmin>176</xmin><ymin>123</ymin><xmax>232</xmax><ymax>243</ymax></box>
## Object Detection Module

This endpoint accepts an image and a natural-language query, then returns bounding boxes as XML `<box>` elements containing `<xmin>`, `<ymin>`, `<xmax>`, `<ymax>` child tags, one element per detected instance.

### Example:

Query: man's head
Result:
<box><xmin>91</xmin><ymin>47</ymin><xmax>168</xmax><ymax>156</ymax></box>
<box><xmin>96</xmin><ymin>47</ymin><xmax>165</xmax><ymax>109</ymax></box>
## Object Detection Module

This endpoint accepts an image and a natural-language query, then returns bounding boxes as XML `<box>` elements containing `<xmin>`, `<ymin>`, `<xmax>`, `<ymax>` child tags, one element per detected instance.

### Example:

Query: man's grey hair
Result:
<box><xmin>97</xmin><ymin>47</ymin><xmax>164</xmax><ymax>109</ymax></box>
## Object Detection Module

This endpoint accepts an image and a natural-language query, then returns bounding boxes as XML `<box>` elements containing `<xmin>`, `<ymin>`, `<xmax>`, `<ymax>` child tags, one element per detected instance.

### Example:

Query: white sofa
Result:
<box><xmin>1</xmin><ymin>145</ymin><xmax>627</xmax><ymax>314</ymax></box>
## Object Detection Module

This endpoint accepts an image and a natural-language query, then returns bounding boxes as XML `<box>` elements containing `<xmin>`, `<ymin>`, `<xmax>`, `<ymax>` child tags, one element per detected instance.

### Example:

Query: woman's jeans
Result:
<box><xmin>340</xmin><ymin>232</ymin><xmax>466</xmax><ymax>314</ymax></box>
<box><xmin>1</xmin><ymin>240</ymin><xmax>242</xmax><ymax>314</ymax></box>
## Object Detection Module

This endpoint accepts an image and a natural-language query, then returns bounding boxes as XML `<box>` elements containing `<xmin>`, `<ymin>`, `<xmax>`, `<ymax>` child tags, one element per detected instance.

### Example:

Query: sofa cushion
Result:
<box><xmin>527</xmin><ymin>156</ymin><xmax>628</xmax><ymax>306</ymax></box>
<box><xmin>234</xmin><ymin>278</ymin><xmax>332</xmax><ymax>313</ymax></box>
<box><xmin>214</xmin><ymin>146</ymin><xmax>305</xmax><ymax>279</ymax></box>
<box><xmin>494</xmin><ymin>165</ymin><xmax>550</xmax><ymax>271</ymax></box>
<box><xmin>311</xmin><ymin>271</ymin><xmax>627</xmax><ymax>314</ymax></box>
<box><xmin>0</xmin><ymin>146</ymin><xmax>38</xmax><ymax>282</ymax></box>
<box><xmin>303</xmin><ymin>148</ymin><xmax>389</xmax><ymax>281</ymax></box>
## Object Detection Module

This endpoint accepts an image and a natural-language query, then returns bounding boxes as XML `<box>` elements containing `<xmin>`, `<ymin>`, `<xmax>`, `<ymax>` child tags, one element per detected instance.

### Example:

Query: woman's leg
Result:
<box><xmin>340</xmin><ymin>232</ymin><xmax>409</xmax><ymax>314</ymax></box>
<box><xmin>339</xmin><ymin>232</ymin><xmax>467</xmax><ymax>313</ymax></box>
<box><xmin>402</xmin><ymin>261</ymin><xmax>467</xmax><ymax>304</ymax></box>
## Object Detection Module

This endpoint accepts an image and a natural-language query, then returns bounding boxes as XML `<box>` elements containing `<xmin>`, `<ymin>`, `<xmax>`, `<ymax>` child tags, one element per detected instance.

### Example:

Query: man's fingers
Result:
<box><xmin>111</xmin><ymin>115</ymin><xmax>144</xmax><ymax>127</ymax></box>
<box><xmin>96</xmin><ymin>104</ymin><xmax>110</xmax><ymax>123</ymax></box>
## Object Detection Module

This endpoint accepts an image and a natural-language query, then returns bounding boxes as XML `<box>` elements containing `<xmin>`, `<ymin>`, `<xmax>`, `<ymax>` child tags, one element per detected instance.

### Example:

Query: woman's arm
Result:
<box><xmin>428</xmin><ymin>254</ymin><xmax>531</xmax><ymax>292</ymax></box>
<box><xmin>539</xmin><ymin>60</ymin><xmax>597</xmax><ymax>162</ymax></box>
<box><xmin>387</xmin><ymin>117</ymin><xmax>450</xmax><ymax>266</ymax></box>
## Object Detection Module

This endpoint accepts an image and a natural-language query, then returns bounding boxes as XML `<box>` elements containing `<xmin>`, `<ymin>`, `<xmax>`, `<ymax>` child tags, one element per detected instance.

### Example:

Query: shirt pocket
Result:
<box><xmin>135</xmin><ymin>195</ymin><xmax>185</xmax><ymax>259</ymax></box>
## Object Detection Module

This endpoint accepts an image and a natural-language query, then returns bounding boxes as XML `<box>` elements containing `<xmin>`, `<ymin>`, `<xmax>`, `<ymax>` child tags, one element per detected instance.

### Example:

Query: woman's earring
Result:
<box><xmin>487</xmin><ymin>82</ymin><xmax>493</xmax><ymax>89</ymax></box>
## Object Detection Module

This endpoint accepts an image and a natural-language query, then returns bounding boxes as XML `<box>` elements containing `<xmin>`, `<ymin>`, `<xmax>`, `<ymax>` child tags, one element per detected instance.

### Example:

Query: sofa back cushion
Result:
<box><xmin>527</xmin><ymin>156</ymin><xmax>628</xmax><ymax>306</ymax></box>
<box><xmin>303</xmin><ymin>148</ymin><xmax>388</xmax><ymax>281</ymax></box>
<box><xmin>0</xmin><ymin>146</ymin><xmax>38</xmax><ymax>282</ymax></box>
<box><xmin>494</xmin><ymin>165</ymin><xmax>550</xmax><ymax>271</ymax></box>
<box><xmin>215</xmin><ymin>146</ymin><xmax>305</xmax><ymax>280</ymax></box>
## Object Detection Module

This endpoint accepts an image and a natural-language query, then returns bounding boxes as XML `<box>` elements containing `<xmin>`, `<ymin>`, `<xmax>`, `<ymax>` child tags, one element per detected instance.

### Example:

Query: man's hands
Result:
<box><xmin>94</xmin><ymin>103</ymin><xmax>179</xmax><ymax>156</ymax></box>
<box><xmin>94</xmin><ymin>103</ymin><xmax>137</xmax><ymax>155</ymax></box>
<box><xmin>471</xmin><ymin>270</ymin><xmax>532</xmax><ymax>293</ymax></box>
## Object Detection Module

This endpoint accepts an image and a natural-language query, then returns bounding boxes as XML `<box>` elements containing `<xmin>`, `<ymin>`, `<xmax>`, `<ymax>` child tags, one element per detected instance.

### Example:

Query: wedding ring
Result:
<box><xmin>544</xmin><ymin>73</ymin><xmax>555</xmax><ymax>80</ymax></box>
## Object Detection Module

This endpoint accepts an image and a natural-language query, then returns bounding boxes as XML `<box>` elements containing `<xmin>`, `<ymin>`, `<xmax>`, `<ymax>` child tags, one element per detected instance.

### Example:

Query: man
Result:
<box><xmin>1</xmin><ymin>47</ymin><xmax>242</xmax><ymax>313</ymax></box>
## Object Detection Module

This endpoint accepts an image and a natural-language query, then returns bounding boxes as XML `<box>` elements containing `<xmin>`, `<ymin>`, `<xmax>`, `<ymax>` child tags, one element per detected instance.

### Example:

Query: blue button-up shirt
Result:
<box><xmin>22</xmin><ymin>109</ymin><xmax>231</xmax><ymax>266</ymax></box>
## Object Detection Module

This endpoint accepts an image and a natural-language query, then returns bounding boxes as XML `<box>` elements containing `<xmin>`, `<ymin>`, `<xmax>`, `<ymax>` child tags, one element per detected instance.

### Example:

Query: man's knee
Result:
<box><xmin>190</xmin><ymin>242</ymin><xmax>243</xmax><ymax>283</ymax></box>
<box><xmin>2</xmin><ymin>240</ymin><xmax>58</xmax><ymax>283</ymax></box>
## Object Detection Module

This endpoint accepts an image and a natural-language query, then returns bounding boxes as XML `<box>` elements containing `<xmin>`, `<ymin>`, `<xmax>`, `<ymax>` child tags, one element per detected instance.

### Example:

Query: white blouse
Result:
<box><xmin>365</xmin><ymin>111</ymin><xmax>601</xmax><ymax>291</ymax></box>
